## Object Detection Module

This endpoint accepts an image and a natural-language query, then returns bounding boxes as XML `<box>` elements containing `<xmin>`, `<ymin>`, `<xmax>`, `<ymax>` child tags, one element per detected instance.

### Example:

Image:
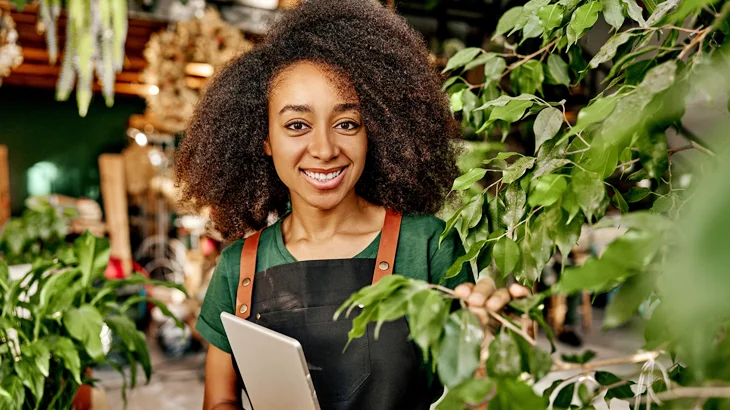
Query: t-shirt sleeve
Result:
<box><xmin>195</xmin><ymin>243</ymin><xmax>239</xmax><ymax>353</ymax></box>
<box><xmin>428</xmin><ymin>223</ymin><xmax>475</xmax><ymax>289</ymax></box>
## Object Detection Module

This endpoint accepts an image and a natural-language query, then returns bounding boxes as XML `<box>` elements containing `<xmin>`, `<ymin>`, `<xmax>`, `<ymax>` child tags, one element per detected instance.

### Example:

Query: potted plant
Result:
<box><xmin>0</xmin><ymin>230</ymin><xmax>186</xmax><ymax>410</ymax></box>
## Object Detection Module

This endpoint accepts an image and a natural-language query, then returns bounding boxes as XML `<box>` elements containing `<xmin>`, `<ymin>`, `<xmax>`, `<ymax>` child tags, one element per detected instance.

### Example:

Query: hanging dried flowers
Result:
<box><xmin>141</xmin><ymin>8</ymin><xmax>253</xmax><ymax>133</ymax></box>
<box><xmin>0</xmin><ymin>8</ymin><xmax>23</xmax><ymax>85</ymax></box>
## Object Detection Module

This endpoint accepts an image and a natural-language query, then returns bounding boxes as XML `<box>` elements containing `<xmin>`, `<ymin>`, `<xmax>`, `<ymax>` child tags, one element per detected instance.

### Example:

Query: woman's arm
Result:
<box><xmin>203</xmin><ymin>345</ymin><xmax>242</xmax><ymax>410</ymax></box>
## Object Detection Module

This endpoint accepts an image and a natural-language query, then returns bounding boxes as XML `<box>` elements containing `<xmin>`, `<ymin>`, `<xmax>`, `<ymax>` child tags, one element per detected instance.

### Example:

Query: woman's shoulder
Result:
<box><xmin>400</xmin><ymin>213</ymin><xmax>447</xmax><ymax>237</ymax></box>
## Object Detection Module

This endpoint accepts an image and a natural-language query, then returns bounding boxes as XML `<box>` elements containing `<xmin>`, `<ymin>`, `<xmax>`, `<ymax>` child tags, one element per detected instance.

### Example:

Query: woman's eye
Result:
<box><xmin>286</xmin><ymin>121</ymin><xmax>310</xmax><ymax>131</ymax></box>
<box><xmin>336</xmin><ymin>121</ymin><xmax>360</xmax><ymax>131</ymax></box>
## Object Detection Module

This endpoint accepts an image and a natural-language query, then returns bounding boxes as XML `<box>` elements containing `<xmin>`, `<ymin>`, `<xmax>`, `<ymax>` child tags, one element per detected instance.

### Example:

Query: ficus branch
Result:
<box><xmin>640</xmin><ymin>386</ymin><xmax>730</xmax><ymax>403</ymax></box>
<box><xmin>552</xmin><ymin>351</ymin><xmax>661</xmax><ymax>372</ymax></box>
<box><xmin>501</xmin><ymin>39</ymin><xmax>558</xmax><ymax>79</ymax></box>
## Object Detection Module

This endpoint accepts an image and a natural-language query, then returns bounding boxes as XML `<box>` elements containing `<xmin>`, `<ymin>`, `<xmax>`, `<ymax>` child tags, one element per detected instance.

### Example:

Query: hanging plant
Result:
<box><xmin>141</xmin><ymin>8</ymin><xmax>253</xmax><ymax>132</ymax></box>
<box><xmin>11</xmin><ymin>0</ymin><xmax>127</xmax><ymax>117</ymax></box>
<box><xmin>0</xmin><ymin>7</ymin><xmax>23</xmax><ymax>85</ymax></box>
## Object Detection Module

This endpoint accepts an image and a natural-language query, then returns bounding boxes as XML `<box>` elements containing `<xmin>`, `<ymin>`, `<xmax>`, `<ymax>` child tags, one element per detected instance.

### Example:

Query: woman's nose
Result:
<box><xmin>308</xmin><ymin>127</ymin><xmax>339</xmax><ymax>161</ymax></box>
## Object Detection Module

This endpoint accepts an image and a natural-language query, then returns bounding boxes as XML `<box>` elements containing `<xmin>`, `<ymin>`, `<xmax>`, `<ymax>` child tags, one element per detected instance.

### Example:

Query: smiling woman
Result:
<box><xmin>174</xmin><ymin>1</ymin><xmax>528</xmax><ymax>409</ymax></box>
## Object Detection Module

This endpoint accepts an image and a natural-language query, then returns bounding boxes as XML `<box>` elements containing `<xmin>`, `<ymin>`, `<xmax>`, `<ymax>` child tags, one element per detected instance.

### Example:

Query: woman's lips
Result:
<box><xmin>300</xmin><ymin>166</ymin><xmax>348</xmax><ymax>190</ymax></box>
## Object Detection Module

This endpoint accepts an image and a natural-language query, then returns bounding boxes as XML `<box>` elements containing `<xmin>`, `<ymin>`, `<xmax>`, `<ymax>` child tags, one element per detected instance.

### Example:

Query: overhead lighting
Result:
<box><xmin>148</xmin><ymin>85</ymin><xmax>160</xmax><ymax>95</ymax></box>
<box><xmin>185</xmin><ymin>62</ymin><xmax>215</xmax><ymax>78</ymax></box>
<box><xmin>135</xmin><ymin>133</ymin><xmax>148</xmax><ymax>146</ymax></box>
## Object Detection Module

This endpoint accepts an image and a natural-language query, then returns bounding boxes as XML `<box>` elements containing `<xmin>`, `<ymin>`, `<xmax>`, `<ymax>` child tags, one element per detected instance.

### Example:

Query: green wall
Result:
<box><xmin>0</xmin><ymin>86</ymin><xmax>146</xmax><ymax>215</ymax></box>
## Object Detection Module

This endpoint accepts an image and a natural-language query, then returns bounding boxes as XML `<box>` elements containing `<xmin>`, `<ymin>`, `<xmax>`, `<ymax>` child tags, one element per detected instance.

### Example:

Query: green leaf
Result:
<box><xmin>442</xmin><ymin>76</ymin><xmax>463</xmax><ymax>91</ymax></box>
<box><xmin>489</xmin><ymin>100</ymin><xmax>534</xmax><ymax>125</ymax></box>
<box><xmin>556</xmin><ymin>258</ymin><xmax>630</xmax><ymax>294</ymax></box>
<box><xmin>529</xmin><ymin>174</ymin><xmax>568</xmax><ymax>207</ymax></box>
<box><xmin>48</xmin><ymin>336</ymin><xmax>82</xmax><ymax>384</ymax></box>
<box><xmin>487</xmin><ymin>331</ymin><xmax>522</xmax><ymax>378</ymax></box>
<box><xmin>484</xmin><ymin>57</ymin><xmax>507</xmax><ymax>86</ymax></box>
<box><xmin>546</xmin><ymin>55</ymin><xmax>571</xmax><ymax>87</ymax></box>
<box><xmin>565</xmin><ymin>96</ymin><xmax>618</xmax><ymax>139</ymax></box>
<box><xmin>600</xmin><ymin>229</ymin><xmax>662</xmax><ymax>270</ymax></box>
<box><xmin>646</xmin><ymin>0</ymin><xmax>679</xmax><ymax>26</ymax></box>
<box><xmin>533</xmin><ymin>108</ymin><xmax>563</xmax><ymax>153</ymax></box>
<box><xmin>600</xmin><ymin>0</ymin><xmax>625</xmax><ymax>29</ymax></box>
<box><xmin>452</xmin><ymin>168</ymin><xmax>487</xmax><ymax>191</ymax></box>
<box><xmin>638</xmin><ymin>61</ymin><xmax>677</xmax><ymax>94</ymax></box>
<box><xmin>105</xmin><ymin>314</ymin><xmax>152</xmax><ymax>382</ymax></box>
<box><xmin>561</xmin><ymin>350</ymin><xmax>596</xmax><ymax>364</ymax></box>
<box><xmin>436</xmin><ymin>378</ymin><xmax>494</xmax><ymax>410</ymax></box>
<box><xmin>15</xmin><ymin>356</ymin><xmax>45</xmax><ymax>402</ymax></box>
<box><xmin>522</xmin><ymin>14</ymin><xmax>544</xmax><ymax>41</ymax></box>
<box><xmin>477</xmin><ymin>94</ymin><xmax>538</xmax><ymax>111</ymax></box>
<box><xmin>596</xmin><ymin>371</ymin><xmax>634</xmax><ymax>400</ymax></box>
<box><xmin>509</xmin><ymin>294</ymin><xmax>545</xmax><ymax>314</ymax></box>
<box><xmin>567</xmin><ymin>2</ymin><xmax>603</xmax><ymax>45</ymax></box>
<box><xmin>529</xmin><ymin>346</ymin><xmax>553</xmax><ymax>381</ymax></box>
<box><xmin>491</xmin><ymin>379</ymin><xmax>547</xmax><ymax>410</ymax></box>
<box><xmin>611</xmin><ymin>187</ymin><xmax>629</xmax><ymax>213</ymax></box>
<box><xmin>437</xmin><ymin>310</ymin><xmax>482</xmax><ymax>387</ymax></box>
<box><xmin>538</xmin><ymin>4</ymin><xmax>565</xmax><ymax>31</ymax></box>
<box><xmin>443</xmin><ymin>48</ymin><xmax>483</xmax><ymax>73</ymax></box>
<box><xmin>74</xmin><ymin>232</ymin><xmax>111</xmax><ymax>289</ymax></box>
<box><xmin>671</xmin><ymin>0</ymin><xmax>719</xmax><ymax>22</ymax></box>
<box><xmin>593</xmin><ymin>210</ymin><xmax>671</xmax><ymax>231</ymax></box>
<box><xmin>408</xmin><ymin>290</ymin><xmax>448</xmax><ymax>361</ymax></box>
<box><xmin>443</xmin><ymin>241</ymin><xmax>486</xmax><ymax>281</ymax></box>
<box><xmin>510</xmin><ymin>60</ymin><xmax>544</xmax><ymax>96</ymax></box>
<box><xmin>636</xmin><ymin>131</ymin><xmax>669</xmax><ymax>180</ymax></box>
<box><xmin>502</xmin><ymin>157</ymin><xmax>536</xmax><ymax>185</ymax></box>
<box><xmin>503</xmin><ymin>184</ymin><xmax>527</xmax><ymax>230</ymax></box>
<box><xmin>625</xmin><ymin>187</ymin><xmax>651</xmax><ymax>202</ymax></box>
<box><xmin>604</xmin><ymin>272</ymin><xmax>654</xmax><ymax>329</ymax></box>
<box><xmin>483</xmin><ymin>152</ymin><xmax>521</xmax><ymax>167</ymax></box>
<box><xmin>374</xmin><ymin>284</ymin><xmax>423</xmax><ymax>337</ymax></box>
<box><xmin>556</xmin><ymin>209</ymin><xmax>583</xmax><ymax>257</ymax></box>
<box><xmin>63</xmin><ymin>305</ymin><xmax>105</xmax><ymax>360</ymax></box>
<box><xmin>622</xmin><ymin>0</ymin><xmax>646</xmax><ymax>25</ymax></box>
<box><xmin>571</xmin><ymin>169</ymin><xmax>606</xmax><ymax>221</ymax></box>
<box><xmin>493</xmin><ymin>237</ymin><xmax>520</xmax><ymax>276</ymax></box>
<box><xmin>450</xmin><ymin>89</ymin><xmax>465</xmax><ymax>112</ymax></box>
<box><xmin>496</xmin><ymin>7</ymin><xmax>524</xmax><ymax>36</ymax></box>
<box><xmin>464</xmin><ymin>52</ymin><xmax>496</xmax><ymax>72</ymax></box>
<box><xmin>589</xmin><ymin>32</ymin><xmax>633</xmax><ymax>69</ymax></box>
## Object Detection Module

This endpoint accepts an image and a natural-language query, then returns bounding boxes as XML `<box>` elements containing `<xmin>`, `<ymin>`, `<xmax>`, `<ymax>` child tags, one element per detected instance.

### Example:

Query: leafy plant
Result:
<box><xmin>339</xmin><ymin>1</ymin><xmax>730</xmax><ymax>409</ymax></box>
<box><xmin>0</xmin><ymin>196</ymin><xmax>77</xmax><ymax>265</ymax></box>
<box><xmin>0</xmin><ymin>232</ymin><xmax>186</xmax><ymax>410</ymax></box>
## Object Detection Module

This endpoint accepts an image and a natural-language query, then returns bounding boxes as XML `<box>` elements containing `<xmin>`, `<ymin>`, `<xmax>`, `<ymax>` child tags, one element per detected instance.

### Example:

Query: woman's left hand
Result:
<box><xmin>453</xmin><ymin>278</ymin><xmax>531</xmax><ymax>328</ymax></box>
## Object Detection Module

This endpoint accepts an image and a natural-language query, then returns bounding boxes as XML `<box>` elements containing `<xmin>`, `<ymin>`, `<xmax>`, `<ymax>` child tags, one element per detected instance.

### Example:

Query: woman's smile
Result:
<box><xmin>300</xmin><ymin>165</ymin><xmax>349</xmax><ymax>190</ymax></box>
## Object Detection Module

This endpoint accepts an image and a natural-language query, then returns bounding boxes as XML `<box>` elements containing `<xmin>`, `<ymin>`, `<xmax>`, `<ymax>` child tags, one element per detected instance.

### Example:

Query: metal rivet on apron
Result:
<box><xmin>242</xmin><ymin>278</ymin><xmax>251</xmax><ymax>287</ymax></box>
<box><xmin>378</xmin><ymin>261</ymin><xmax>389</xmax><ymax>271</ymax></box>
<box><xmin>239</xmin><ymin>304</ymin><xmax>248</xmax><ymax>314</ymax></box>
<box><xmin>256</xmin><ymin>313</ymin><xmax>261</xmax><ymax>320</ymax></box>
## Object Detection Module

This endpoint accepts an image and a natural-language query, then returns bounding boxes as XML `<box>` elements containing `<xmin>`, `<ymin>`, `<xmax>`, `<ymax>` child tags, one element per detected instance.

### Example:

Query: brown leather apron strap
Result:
<box><xmin>372</xmin><ymin>210</ymin><xmax>402</xmax><ymax>284</ymax></box>
<box><xmin>236</xmin><ymin>230</ymin><xmax>261</xmax><ymax>319</ymax></box>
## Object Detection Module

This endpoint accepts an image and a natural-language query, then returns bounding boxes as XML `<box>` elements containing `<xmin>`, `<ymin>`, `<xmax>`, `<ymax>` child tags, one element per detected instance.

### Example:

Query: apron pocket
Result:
<box><xmin>258</xmin><ymin>305</ymin><xmax>372</xmax><ymax>403</ymax></box>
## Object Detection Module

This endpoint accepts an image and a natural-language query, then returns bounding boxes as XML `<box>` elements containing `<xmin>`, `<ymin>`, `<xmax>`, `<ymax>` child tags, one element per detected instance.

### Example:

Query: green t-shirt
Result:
<box><xmin>196</xmin><ymin>213</ymin><xmax>471</xmax><ymax>354</ymax></box>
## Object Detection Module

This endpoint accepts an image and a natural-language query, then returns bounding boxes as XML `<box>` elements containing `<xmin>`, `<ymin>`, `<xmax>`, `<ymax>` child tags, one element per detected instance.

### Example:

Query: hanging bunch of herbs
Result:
<box><xmin>338</xmin><ymin>1</ymin><xmax>730</xmax><ymax>409</ymax></box>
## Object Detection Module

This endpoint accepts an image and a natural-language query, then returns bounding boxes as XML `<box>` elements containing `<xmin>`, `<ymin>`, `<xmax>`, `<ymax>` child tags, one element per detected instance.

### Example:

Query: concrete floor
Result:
<box><xmin>95</xmin><ymin>309</ymin><xmax>646</xmax><ymax>410</ymax></box>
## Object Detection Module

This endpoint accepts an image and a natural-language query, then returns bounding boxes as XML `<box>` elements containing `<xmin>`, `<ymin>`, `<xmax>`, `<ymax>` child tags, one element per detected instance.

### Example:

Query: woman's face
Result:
<box><xmin>266</xmin><ymin>61</ymin><xmax>367</xmax><ymax>211</ymax></box>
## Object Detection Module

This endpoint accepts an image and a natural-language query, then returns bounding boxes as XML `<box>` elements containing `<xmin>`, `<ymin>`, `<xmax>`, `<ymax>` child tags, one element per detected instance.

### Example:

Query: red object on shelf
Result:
<box><xmin>104</xmin><ymin>257</ymin><xmax>148</xmax><ymax>279</ymax></box>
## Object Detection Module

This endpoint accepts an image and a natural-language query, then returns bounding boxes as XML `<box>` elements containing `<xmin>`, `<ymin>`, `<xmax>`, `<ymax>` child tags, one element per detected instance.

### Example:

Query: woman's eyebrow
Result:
<box><xmin>333</xmin><ymin>103</ymin><xmax>360</xmax><ymax>113</ymax></box>
<box><xmin>279</xmin><ymin>104</ymin><xmax>314</xmax><ymax>115</ymax></box>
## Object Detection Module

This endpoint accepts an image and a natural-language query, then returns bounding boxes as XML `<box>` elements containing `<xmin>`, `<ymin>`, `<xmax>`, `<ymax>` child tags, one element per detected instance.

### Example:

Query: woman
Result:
<box><xmin>175</xmin><ymin>1</ymin><xmax>528</xmax><ymax>409</ymax></box>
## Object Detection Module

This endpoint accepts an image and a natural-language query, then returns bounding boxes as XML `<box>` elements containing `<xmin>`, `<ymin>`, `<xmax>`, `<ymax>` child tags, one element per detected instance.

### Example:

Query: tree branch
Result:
<box><xmin>489</xmin><ymin>311</ymin><xmax>537</xmax><ymax>346</ymax></box>
<box><xmin>501</xmin><ymin>39</ymin><xmax>558</xmax><ymax>79</ymax></box>
<box><xmin>641</xmin><ymin>387</ymin><xmax>730</xmax><ymax>403</ymax></box>
<box><xmin>553</xmin><ymin>351</ymin><xmax>660</xmax><ymax>371</ymax></box>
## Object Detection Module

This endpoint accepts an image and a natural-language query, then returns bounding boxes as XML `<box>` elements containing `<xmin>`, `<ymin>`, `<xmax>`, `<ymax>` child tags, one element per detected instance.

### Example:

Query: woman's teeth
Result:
<box><xmin>303</xmin><ymin>168</ymin><xmax>343</xmax><ymax>182</ymax></box>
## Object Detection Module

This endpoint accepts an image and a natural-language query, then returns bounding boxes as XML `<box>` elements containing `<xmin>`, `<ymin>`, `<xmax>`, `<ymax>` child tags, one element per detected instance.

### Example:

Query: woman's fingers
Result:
<box><xmin>453</xmin><ymin>282</ymin><xmax>474</xmax><ymax>300</ymax></box>
<box><xmin>467</xmin><ymin>278</ymin><xmax>496</xmax><ymax>307</ymax></box>
<box><xmin>485</xmin><ymin>288</ymin><xmax>511</xmax><ymax>312</ymax></box>
<box><xmin>508</xmin><ymin>283</ymin><xmax>531</xmax><ymax>299</ymax></box>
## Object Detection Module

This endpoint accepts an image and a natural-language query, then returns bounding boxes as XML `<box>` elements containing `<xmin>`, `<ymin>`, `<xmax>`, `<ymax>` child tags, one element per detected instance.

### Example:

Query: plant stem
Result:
<box><xmin>501</xmin><ymin>39</ymin><xmax>558</xmax><ymax>79</ymax></box>
<box><xmin>488</xmin><ymin>311</ymin><xmax>537</xmax><ymax>346</ymax></box>
<box><xmin>641</xmin><ymin>387</ymin><xmax>730</xmax><ymax>403</ymax></box>
<box><xmin>553</xmin><ymin>350</ymin><xmax>660</xmax><ymax>371</ymax></box>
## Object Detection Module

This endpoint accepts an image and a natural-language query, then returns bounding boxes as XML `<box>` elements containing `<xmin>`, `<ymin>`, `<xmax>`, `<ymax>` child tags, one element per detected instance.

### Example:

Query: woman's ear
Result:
<box><xmin>264</xmin><ymin>139</ymin><xmax>272</xmax><ymax>156</ymax></box>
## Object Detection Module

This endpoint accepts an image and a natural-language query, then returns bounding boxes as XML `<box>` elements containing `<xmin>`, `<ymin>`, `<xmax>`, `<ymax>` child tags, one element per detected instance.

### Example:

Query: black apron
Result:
<box><xmin>233</xmin><ymin>210</ymin><xmax>435</xmax><ymax>410</ymax></box>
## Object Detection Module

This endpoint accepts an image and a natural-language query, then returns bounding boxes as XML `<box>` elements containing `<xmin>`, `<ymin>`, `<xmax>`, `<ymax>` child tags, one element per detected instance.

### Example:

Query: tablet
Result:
<box><xmin>220</xmin><ymin>312</ymin><xmax>321</xmax><ymax>410</ymax></box>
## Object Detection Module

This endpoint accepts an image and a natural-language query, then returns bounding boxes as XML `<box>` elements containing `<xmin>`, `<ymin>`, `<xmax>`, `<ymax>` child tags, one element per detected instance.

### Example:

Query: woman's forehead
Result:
<box><xmin>269</xmin><ymin>60</ymin><xmax>359</xmax><ymax>104</ymax></box>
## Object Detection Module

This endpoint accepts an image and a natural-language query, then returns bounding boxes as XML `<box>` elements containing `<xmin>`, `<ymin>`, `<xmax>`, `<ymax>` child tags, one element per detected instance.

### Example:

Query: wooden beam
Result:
<box><xmin>0</xmin><ymin>146</ymin><xmax>9</xmax><ymax>227</ymax></box>
<box><xmin>98</xmin><ymin>154</ymin><xmax>132</xmax><ymax>276</ymax></box>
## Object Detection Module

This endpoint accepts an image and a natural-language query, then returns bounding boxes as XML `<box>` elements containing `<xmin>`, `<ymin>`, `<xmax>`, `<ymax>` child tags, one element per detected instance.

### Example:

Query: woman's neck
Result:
<box><xmin>284</xmin><ymin>192</ymin><xmax>384</xmax><ymax>242</ymax></box>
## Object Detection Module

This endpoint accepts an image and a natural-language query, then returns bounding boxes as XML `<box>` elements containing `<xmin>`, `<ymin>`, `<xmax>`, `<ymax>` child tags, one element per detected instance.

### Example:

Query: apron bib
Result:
<box><xmin>233</xmin><ymin>210</ymin><xmax>434</xmax><ymax>410</ymax></box>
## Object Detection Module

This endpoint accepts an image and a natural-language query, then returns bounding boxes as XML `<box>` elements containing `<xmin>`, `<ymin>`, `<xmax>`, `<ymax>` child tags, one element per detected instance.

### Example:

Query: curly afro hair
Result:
<box><xmin>175</xmin><ymin>0</ymin><xmax>461</xmax><ymax>241</ymax></box>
